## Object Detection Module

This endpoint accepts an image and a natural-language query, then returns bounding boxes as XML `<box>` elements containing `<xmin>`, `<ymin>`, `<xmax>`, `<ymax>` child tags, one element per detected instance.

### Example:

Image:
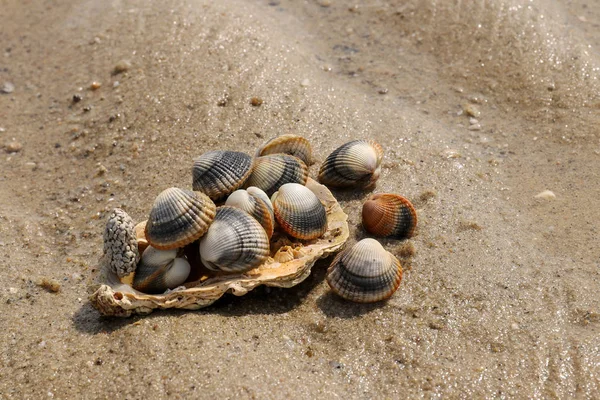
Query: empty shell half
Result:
<box><xmin>145</xmin><ymin>188</ymin><xmax>216</xmax><ymax>250</ymax></box>
<box><xmin>272</xmin><ymin>183</ymin><xmax>327</xmax><ymax>240</ymax></box>
<box><xmin>244</xmin><ymin>154</ymin><xmax>308</xmax><ymax>197</ymax></box>
<box><xmin>103</xmin><ymin>208</ymin><xmax>140</xmax><ymax>282</ymax></box>
<box><xmin>225</xmin><ymin>187</ymin><xmax>275</xmax><ymax>238</ymax></box>
<box><xmin>318</xmin><ymin>140</ymin><xmax>383</xmax><ymax>188</ymax></box>
<box><xmin>256</xmin><ymin>134</ymin><xmax>314</xmax><ymax>166</ymax></box>
<box><xmin>192</xmin><ymin>150</ymin><xmax>254</xmax><ymax>201</ymax></box>
<box><xmin>132</xmin><ymin>246</ymin><xmax>191</xmax><ymax>294</ymax></box>
<box><xmin>326</xmin><ymin>238</ymin><xmax>402</xmax><ymax>303</ymax></box>
<box><xmin>199</xmin><ymin>206</ymin><xmax>270</xmax><ymax>273</ymax></box>
<box><xmin>362</xmin><ymin>193</ymin><xmax>417</xmax><ymax>239</ymax></box>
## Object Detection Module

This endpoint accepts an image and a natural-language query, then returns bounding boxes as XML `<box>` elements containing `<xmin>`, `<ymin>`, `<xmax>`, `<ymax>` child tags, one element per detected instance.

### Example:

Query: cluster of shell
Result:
<box><xmin>102</xmin><ymin>134</ymin><xmax>417</xmax><ymax>304</ymax></box>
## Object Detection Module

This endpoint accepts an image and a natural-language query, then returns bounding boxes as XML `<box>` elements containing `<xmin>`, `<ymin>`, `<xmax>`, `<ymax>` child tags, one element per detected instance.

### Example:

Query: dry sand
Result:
<box><xmin>1</xmin><ymin>0</ymin><xmax>599</xmax><ymax>398</ymax></box>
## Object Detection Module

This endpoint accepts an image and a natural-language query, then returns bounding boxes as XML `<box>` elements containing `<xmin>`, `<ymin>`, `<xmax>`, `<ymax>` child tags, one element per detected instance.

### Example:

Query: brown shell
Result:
<box><xmin>362</xmin><ymin>193</ymin><xmax>417</xmax><ymax>239</ymax></box>
<box><xmin>257</xmin><ymin>134</ymin><xmax>314</xmax><ymax>166</ymax></box>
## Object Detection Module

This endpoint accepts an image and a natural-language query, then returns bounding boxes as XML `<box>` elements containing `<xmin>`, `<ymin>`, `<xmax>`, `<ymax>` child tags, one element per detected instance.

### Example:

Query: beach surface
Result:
<box><xmin>1</xmin><ymin>0</ymin><xmax>599</xmax><ymax>398</ymax></box>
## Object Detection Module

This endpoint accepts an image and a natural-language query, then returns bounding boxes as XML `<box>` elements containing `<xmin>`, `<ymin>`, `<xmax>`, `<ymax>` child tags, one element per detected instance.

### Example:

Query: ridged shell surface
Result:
<box><xmin>199</xmin><ymin>206</ymin><xmax>270</xmax><ymax>272</ymax></box>
<box><xmin>245</xmin><ymin>154</ymin><xmax>308</xmax><ymax>196</ymax></box>
<box><xmin>192</xmin><ymin>151</ymin><xmax>254</xmax><ymax>200</ymax></box>
<box><xmin>145</xmin><ymin>188</ymin><xmax>216</xmax><ymax>250</ymax></box>
<box><xmin>103</xmin><ymin>208</ymin><xmax>140</xmax><ymax>278</ymax></box>
<box><xmin>256</xmin><ymin>134</ymin><xmax>314</xmax><ymax>166</ymax></box>
<box><xmin>272</xmin><ymin>183</ymin><xmax>327</xmax><ymax>240</ymax></box>
<box><xmin>225</xmin><ymin>188</ymin><xmax>275</xmax><ymax>238</ymax></box>
<box><xmin>362</xmin><ymin>193</ymin><xmax>417</xmax><ymax>238</ymax></box>
<box><xmin>326</xmin><ymin>238</ymin><xmax>402</xmax><ymax>303</ymax></box>
<box><xmin>318</xmin><ymin>140</ymin><xmax>384</xmax><ymax>188</ymax></box>
<box><xmin>132</xmin><ymin>246</ymin><xmax>191</xmax><ymax>294</ymax></box>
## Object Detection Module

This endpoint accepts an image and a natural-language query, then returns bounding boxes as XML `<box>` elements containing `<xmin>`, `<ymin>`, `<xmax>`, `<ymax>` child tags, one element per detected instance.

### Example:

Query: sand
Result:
<box><xmin>1</xmin><ymin>0</ymin><xmax>599</xmax><ymax>398</ymax></box>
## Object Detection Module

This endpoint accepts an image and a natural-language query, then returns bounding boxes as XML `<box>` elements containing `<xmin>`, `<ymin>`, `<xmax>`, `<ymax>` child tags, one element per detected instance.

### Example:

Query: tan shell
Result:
<box><xmin>362</xmin><ymin>193</ymin><xmax>417</xmax><ymax>238</ymax></box>
<box><xmin>256</xmin><ymin>134</ymin><xmax>314</xmax><ymax>166</ymax></box>
<box><xmin>318</xmin><ymin>140</ymin><xmax>384</xmax><ymax>188</ymax></box>
<box><xmin>89</xmin><ymin>178</ymin><xmax>349</xmax><ymax>317</ymax></box>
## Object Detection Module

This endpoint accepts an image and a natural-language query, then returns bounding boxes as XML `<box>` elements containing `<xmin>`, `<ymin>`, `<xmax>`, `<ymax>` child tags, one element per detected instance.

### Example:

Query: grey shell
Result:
<box><xmin>225</xmin><ymin>187</ymin><xmax>275</xmax><ymax>238</ymax></box>
<box><xmin>192</xmin><ymin>150</ymin><xmax>254</xmax><ymax>201</ymax></box>
<box><xmin>245</xmin><ymin>154</ymin><xmax>308</xmax><ymax>197</ymax></box>
<box><xmin>132</xmin><ymin>246</ymin><xmax>190</xmax><ymax>294</ymax></box>
<box><xmin>103</xmin><ymin>208</ymin><xmax>140</xmax><ymax>278</ymax></box>
<box><xmin>271</xmin><ymin>183</ymin><xmax>327</xmax><ymax>240</ymax></box>
<box><xmin>318</xmin><ymin>140</ymin><xmax>384</xmax><ymax>188</ymax></box>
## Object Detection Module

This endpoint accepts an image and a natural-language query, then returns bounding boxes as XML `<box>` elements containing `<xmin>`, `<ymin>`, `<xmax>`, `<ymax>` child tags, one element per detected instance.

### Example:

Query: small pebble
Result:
<box><xmin>36</xmin><ymin>277</ymin><xmax>61</xmax><ymax>293</ymax></box>
<box><xmin>4</xmin><ymin>141</ymin><xmax>23</xmax><ymax>153</ymax></box>
<box><xmin>464</xmin><ymin>104</ymin><xmax>480</xmax><ymax>118</ymax></box>
<box><xmin>318</xmin><ymin>0</ymin><xmax>332</xmax><ymax>7</ymax></box>
<box><xmin>300</xmin><ymin>78</ymin><xmax>310</xmax><ymax>87</ymax></box>
<box><xmin>112</xmin><ymin>60</ymin><xmax>131</xmax><ymax>75</ymax></box>
<box><xmin>90</xmin><ymin>82</ymin><xmax>101</xmax><ymax>90</ymax></box>
<box><xmin>469</xmin><ymin>118</ymin><xmax>478</xmax><ymax>125</ymax></box>
<box><xmin>113</xmin><ymin>81</ymin><xmax>120</xmax><ymax>88</ymax></box>
<box><xmin>377</xmin><ymin>88</ymin><xmax>389</xmax><ymax>95</ymax></box>
<box><xmin>72</xmin><ymin>94</ymin><xmax>82</xmax><ymax>103</ymax></box>
<box><xmin>0</xmin><ymin>127</ymin><xmax>5</xmax><ymax>132</ymax></box>
<box><xmin>440</xmin><ymin>148</ymin><xmax>461</xmax><ymax>159</ymax></box>
<box><xmin>250</xmin><ymin>97</ymin><xmax>263</xmax><ymax>107</ymax></box>
<box><xmin>1</xmin><ymin>82</ymin><xmax>15</xmax><ymax>94</ymax></box>
<box><xmin>468</xmin><ymin>124</ymin><xmax>482</xmax><ymax>131</ymax></box>
<box><xmin>534</xmin><ymin>190</ymin><xmax>556</xmax><ymax>200</ymax></box>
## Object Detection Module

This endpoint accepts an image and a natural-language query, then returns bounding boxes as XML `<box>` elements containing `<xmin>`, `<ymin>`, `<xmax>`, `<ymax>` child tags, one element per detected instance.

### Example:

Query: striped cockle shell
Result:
<box><xmin>145</xmin><ymin>188</ymin><xmax>216</xmax><ymax>250</ymax></box>
<box><xmin>132</xmin><ymin>246</ymin><xmax>191</xmax><ymax>294</ymax></box>
<box><xmin>199</xmin><ymin>206</ymin><xmax>270</xmax><ymax>273</ymax></box>
<box><xmin>225</xmin><ymin>187</ymin><xmax>275</xmax><ymax>238</ymax></box>
<box><xmin>192</xmin><ymin>150</ymin><xmax>254</xmax><ymax>201</ymax></box>
<box><xmin>256</xmin><ymin>134</ymin><xmax>314</xmax><ymax>166</ymax></box>
<box><xmin>103</xmin><ymin>208</ymin><xmax>140</xmax><ymax>280</ymax></box>
<box><xmin>244</xmin><ymin>154</ymin><xmax>308</xmax><ymax>196</ymax></box>
<box><xmin>271</xmin><ymin>183</ymin><xmax>327</xmax><ymax>240</ymax></box>
<box><xmin>326</xmin><ymin>238</ymin><xmax>402</xmax><ymax>303</ymax></box>
<box><xmin>362</xmin><ymin>193</ymin><xmax>417</xmax><ymax>239</ymax></box>
<box><xmin>318</xmin><ymin>140</ymin><xmax>384</xmax><ymax>188</ymax></box>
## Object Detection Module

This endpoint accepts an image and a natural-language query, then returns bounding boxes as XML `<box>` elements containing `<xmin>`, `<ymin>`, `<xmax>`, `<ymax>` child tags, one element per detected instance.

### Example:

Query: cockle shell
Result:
<box><xmin>326</xmin><ymin>238</ymin><xmax>402</xmax><ymax>303</ymax></box>
<box><xmin>256</xmin><ymin>134</ymin><xmax>314</xmax><ymax>166</ymax></box>
<box><xmin>199</xmin><ymin>206</ymin><xmax>270</xmax><ymax>272</ymax></box>
<box><xmin>145</xmin><ymin>188</ymin><xmax>216</xmax><ymax>250</ymax></box>
<box><xmin>103</xmin><ymin>208</ymin><xmax>140</xmax><ymax>281</ymax></box>
<box><xmin>225</xmin><ymin>187</ymin><xmax>275</xmax><ymax>238</ymax></box>
<box><xmin>362</xmin><ymin>193</ymin><xmax>417</xmax><ymax>239</ymax></box>
<box><xmin>318</xmin><ymin>140</ymin><xmax>384</xmax><ymax>188</ymax></box>
<box><xmin>272</xmin><ymin>183</ymin><xmax>327</xmax><ymax>240</ymax></box>
<box><xmin>90</xmin><ymin>178</ymin><xmax>349</xmax><ymax>317</ymax></box>
<box><xmin>132</xmin><ymin>246</ymin><xmax>191</xmax><ymax>294</ymax></box>
<box><xmin>244</xmin><ymin>154</ymin><xmax>308</xmax><ymax>196</ymax></box>
<box><xmin>192</xmin><ymin>151</ymin><xmax>254</xmax><ymax>201</ymax></box>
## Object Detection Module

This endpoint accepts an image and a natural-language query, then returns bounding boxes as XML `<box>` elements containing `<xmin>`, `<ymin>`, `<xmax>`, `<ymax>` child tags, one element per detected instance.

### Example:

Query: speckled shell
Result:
<box><xmin>326</xmin><ymin>238</ymin><xmax>402</xmax><ymax>303</ymax></box>
<box><xmin>192</xmin><ymin>151</ymin><xmax>254</xmax><ymax>201</ymax></box>
<box><xmin>132</xmin><ymin>247</ymin><xmax>191</xmax><ymax>294</ymax></box>
<box><xmin>256</xmin><ymin>134</ymin><xmax>314</xmax><ymax>166</ymax></box>
<box><xmin>362</xmin><ymin>193</ymin><xmax>417</xmax><ymax>239</ymax></box>
<box><xmin>145</xmin><ymin>188</ymin><xmax>216</xmax><ymax>250</ymax></box>
<box><xmin>103</xmin><ymin>208</ymin><xmax>140</xmax><ymax>279</ymax></box>
<box><xmin>245</xmin><ymin>154</ymin><xmax>308</xmax><ymax>196</ymax></box>
<box><xmin>318</xmin><ymin>140</ymin><xmax>384</xmax><ymax>188</ymax></box>
<box><xmin>225</xmin><ymin>187</ymin><xmax>275</xmax><ymax>238</ymax></box>
<box><xmin>272</xmin><ymin>183</ymin><xmax>327</xmax><ymax>240</ymax></box>
<box><xmin>199</xmin><ymin>206</ymin><xmax>270</xmax><ymax>272</ymax></box>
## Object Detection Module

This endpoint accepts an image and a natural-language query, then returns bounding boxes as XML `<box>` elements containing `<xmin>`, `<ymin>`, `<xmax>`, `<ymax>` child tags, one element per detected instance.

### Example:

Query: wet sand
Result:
<box><xmin>1</xmin><ymin>0</ymin><xmax>599</xmax><ymax>398</ymax></box>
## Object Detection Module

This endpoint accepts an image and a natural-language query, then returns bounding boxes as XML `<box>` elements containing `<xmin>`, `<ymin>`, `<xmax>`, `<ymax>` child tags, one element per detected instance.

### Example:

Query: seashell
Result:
<box><xmin>132</xmin><ymin>246</ymin><xmax>191</xmax><ymax>294</ymax></box>
<box><xmin>272</xmin><ymin>183</ymin><xmax>327</xmax><ymax>240</ymax></box>
<box><xmin>145</xmin><ymin>188</ymin><xmax>216</xmax><ymax>250</ymax></box>
<box><xmin>256</xmin><ymin>134</ymin><xmax>314</xmax><ymax>166</ymax></box>
<box><xmin>225</xmin><ymin>187</ymin><xmax>275</xmax><ymax>238</ymax></box>
<box><xmin>318</xmin><ymin>140</ymin><xmax>384</xmax><ymax>188</ymax></box>
<box><xmin>199</xmin><ymin>206</ymin><xmax>270</xmax><ymax>272</ymax></box>
<box><xmin>192</xmin><ymin>150</ymin><xmax>254</xmax><ymax>201</ymax></box>
<box><xmin>245</xmin><ymin>154</ymin><xmax>308</xmax><ymax>196</ymax></box>
<box><xmin>103</xmin><ymin>208</ymin><xmax>140</xmax><ymax>282</ymax></box>
<box><xmin>326</xmin><ymin>238</ymin><xmax>402</xmax><ymax>303</ymax></box>
<box><xmin>362</xmin><ymin>193</ymin><xmax>417</xmax><ymax>239</ymax></box>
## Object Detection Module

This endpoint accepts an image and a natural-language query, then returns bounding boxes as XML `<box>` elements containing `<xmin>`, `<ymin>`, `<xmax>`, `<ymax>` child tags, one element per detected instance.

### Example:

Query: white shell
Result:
<box><xmin>132</xmin><ymin>246</ymin><xmax>191</xmax><ymax>294</ymax></box>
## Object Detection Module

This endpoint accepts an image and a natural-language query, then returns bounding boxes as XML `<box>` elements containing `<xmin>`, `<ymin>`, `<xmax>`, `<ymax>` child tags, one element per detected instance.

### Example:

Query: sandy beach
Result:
<box><xmin>1</xmin><ymin>0</ymin><xmax>599</xmax><ymax>398</ymax></box>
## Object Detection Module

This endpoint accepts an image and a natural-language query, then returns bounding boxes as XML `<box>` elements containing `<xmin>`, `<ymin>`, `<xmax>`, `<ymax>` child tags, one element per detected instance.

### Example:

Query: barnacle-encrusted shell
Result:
<box><xmin>225</xmin><ymin>187</ymin><xmax>275</xmax><ymax>238</ymax></box>
<box><xmin>145</xmin><ymin>188</ymin><xmax>216</xmax><ymax>250</ymax></box>
<box><xmin>272</xmin><ymin>183</ymin><xmax>327</xmax><ymax>240</ymax></box>
<box><xmin>362</xmin><ymin>193</ymin><xmax>417</xmax><ymax>238</ymax></box>
<box><xmin>103</xmin><ymin>208</ymin><xmax>140</xmax><ymax>281</ymax></box>
<box><xmin>199</xmin><ymin>206</ymin><xmax>270</xmax><ymax>272</ymax></box>
<box><xmin>132</xmin><ymin>247</ymin><xmax>191</xmax><ymax>294</ymax></box>
<box><xmin>318</xmin><ymin>140</ymin><xmax>384</xmax><ymax>188</ymax></box>
<box><xmin>192</xmin><ymin>151</ymin><xmax>254</xmax><ymax>200</ymax></box>
<box><xmin>90</xmin><ymin>178</ymin><xmax>349</xmax><ymax>317</ymax></box>
<box><xmin>245</xmin><ymin>154</ymin><xmax>308</xmax><ymax>196</ymax></box>
<box><xmin>326</xmin><ymin>238</ymin><xmax>402</xmax><ymax>303</ymax></box>
<box><xmin>256</xmin><ymin>134</ymin><xmax>314</xmax><ymax>166</ymax></box>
